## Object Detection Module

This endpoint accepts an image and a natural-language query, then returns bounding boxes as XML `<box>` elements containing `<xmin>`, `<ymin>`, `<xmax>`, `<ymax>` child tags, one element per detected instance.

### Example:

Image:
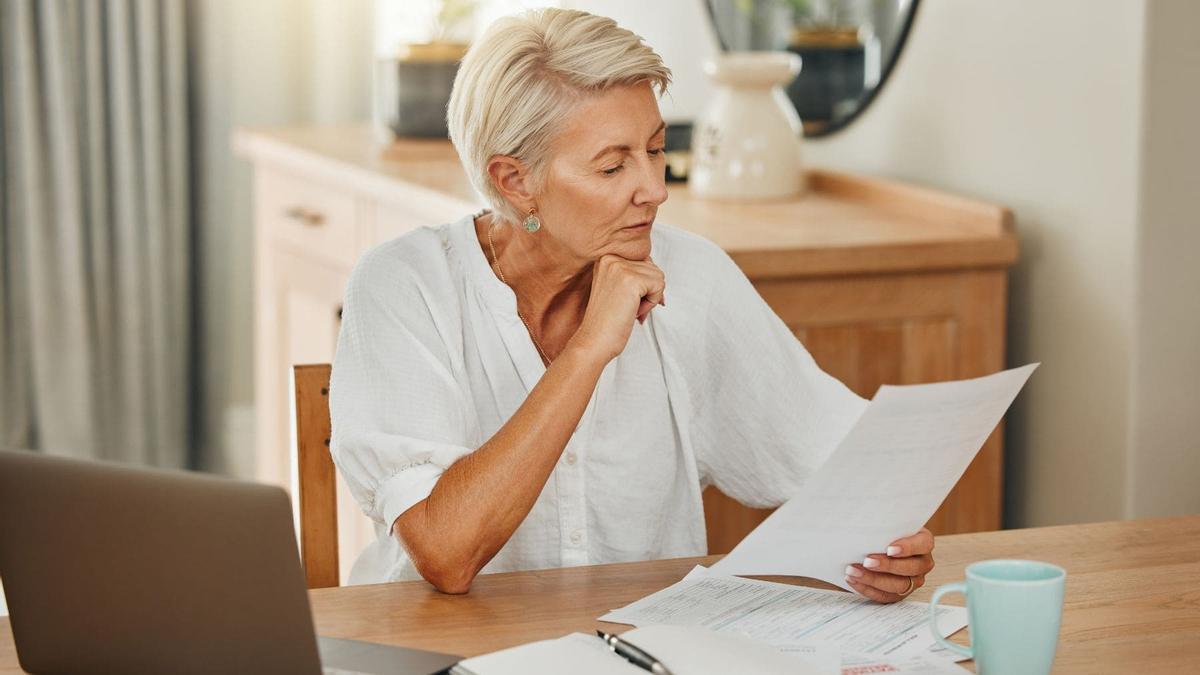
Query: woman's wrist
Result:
<box><xmin>559</xmin><ymin>337</ymin><xmax>613</xmax><ymax>373</ymax></box>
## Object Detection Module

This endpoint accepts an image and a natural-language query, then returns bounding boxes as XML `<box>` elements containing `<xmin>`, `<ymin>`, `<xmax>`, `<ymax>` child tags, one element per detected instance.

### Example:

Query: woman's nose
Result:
<box><xmin>634</xmin><ymin>159</ymin><xmax>669</xmax><ymax>207</ymax></box>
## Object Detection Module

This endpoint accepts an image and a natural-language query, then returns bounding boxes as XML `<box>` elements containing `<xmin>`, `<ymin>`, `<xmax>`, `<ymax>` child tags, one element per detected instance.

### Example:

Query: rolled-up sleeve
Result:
<box><xmin>329</xmin><ymin>243</ymin><xmax>474</xmax><ymax>530</ymax></box>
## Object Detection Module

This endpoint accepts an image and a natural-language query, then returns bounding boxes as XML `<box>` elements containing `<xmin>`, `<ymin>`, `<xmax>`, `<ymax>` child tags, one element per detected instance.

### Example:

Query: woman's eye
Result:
<box><xmin>603</xmin><ymin>149</ymin><xmax>665</xmax><ymax>175</ymax></box>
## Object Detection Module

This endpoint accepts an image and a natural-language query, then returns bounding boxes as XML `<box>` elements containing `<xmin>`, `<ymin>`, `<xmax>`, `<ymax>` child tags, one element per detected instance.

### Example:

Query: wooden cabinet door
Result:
<box><xmin>702</xmin><ymin>268</ymin><xmax>1008</xmax><ymax>554</ymax></box>
<box><xmin>279</xmin><ymin>257</ymin><xmax>345</xmax><ymax>369</ymax></box>
<box><xmin>257</xmin><ymin>249</ymin><xmax>348</xmax><ymax>490</ymax></box>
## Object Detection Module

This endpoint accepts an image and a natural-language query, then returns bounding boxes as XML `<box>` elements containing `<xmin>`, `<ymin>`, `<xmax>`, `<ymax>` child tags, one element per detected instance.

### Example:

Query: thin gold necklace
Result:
<box><xmin>487</xmin><ymin>221</ymin><xmax>553</xmax><ymax>366</ymax></box>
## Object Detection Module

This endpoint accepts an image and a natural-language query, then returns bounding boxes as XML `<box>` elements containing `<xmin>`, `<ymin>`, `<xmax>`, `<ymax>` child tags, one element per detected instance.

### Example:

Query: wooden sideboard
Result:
<box><xmin>235</xmin><ymin>125</ymin><xmax>1017</xmax><ymax>579</ymax></box>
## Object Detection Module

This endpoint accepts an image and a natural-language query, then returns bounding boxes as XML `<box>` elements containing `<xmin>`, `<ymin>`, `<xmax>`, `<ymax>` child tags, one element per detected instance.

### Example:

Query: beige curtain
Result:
<box><xmin>0</xmin><ymin>0</ymin><xmax>192</xmax><ymax>467</ymax></box>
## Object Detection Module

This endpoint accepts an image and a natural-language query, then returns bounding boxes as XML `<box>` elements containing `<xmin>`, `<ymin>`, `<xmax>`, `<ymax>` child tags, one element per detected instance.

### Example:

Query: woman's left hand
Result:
<box><xmin>844</xmin><ymin>528</ymin><xmax>935</xmax><ymax>603</ymax></box>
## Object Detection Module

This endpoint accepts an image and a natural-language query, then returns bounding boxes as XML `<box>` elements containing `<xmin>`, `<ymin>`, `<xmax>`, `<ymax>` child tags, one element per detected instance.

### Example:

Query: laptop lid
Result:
<box><xmin>0</xmin><ymin>450</ymin><xmax>456</xmax><ymax>674</ymax></box>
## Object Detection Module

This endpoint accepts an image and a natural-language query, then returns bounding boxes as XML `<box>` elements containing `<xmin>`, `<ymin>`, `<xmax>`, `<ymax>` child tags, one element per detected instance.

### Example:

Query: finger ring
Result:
<box><xmin>901</xmin><ymin>576</ymin><xmax>916</xmax><ymax>596</ymax></box>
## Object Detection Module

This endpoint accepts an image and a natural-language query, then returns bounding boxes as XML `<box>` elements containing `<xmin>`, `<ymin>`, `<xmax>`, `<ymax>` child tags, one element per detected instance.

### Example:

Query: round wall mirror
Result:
<box><xmin>704</xmin><ymin>0</ymin><xmax>920</xmax><ymax>137</ymax></box>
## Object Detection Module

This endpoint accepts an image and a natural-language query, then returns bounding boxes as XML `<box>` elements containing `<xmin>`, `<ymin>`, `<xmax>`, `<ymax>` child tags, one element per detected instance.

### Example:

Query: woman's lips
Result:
<box><xmin>624</xmin><ymin>221</ymin><xmax>652</xmax><ymax>230</ymax></box>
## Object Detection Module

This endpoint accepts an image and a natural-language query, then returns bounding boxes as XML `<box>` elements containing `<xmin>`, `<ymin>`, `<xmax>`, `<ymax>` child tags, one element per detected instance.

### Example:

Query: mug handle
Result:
<box><xmin>928</xmin><ymin>582</ymin><xmax>973</xmax><ymax>659</ymax></box>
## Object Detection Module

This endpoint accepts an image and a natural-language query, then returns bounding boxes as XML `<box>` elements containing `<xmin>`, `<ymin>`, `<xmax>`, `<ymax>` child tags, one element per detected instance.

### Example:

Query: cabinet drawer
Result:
<box><xmin>257</xmin><ymin>169</ymin><xmax>359</xmax><ymax>266</ymax></box>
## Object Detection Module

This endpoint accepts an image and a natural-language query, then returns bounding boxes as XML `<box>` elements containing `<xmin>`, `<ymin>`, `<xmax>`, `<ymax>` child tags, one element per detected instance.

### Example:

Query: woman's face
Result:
<box><xmin>535</xmin><ymin>80</ymin><xmax>669</xmax><ymax>263</ymax></box>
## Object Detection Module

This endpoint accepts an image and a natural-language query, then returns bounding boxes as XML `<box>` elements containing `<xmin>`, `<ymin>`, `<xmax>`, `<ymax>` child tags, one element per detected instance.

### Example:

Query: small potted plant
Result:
<box><xmin>783</xmin><ymin>0</ymin><xmax>873</xmax><ymax>128</ymax></box>
<box><xmin>710</xmin><ymin>0</ymin><xmax>872</xmax><ymax>131</ymax></box>
<box><xmin>390</xmin><ymin>0</ymin><xmax>478</xmax><ymax>138</ymax></box>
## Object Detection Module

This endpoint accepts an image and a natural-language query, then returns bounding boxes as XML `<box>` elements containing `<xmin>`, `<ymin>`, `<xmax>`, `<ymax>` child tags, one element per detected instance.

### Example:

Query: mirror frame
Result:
<box><xmin>703</xmin><ymin>0</ymin><xmax>922</xmax><ymax>138</ymax></box>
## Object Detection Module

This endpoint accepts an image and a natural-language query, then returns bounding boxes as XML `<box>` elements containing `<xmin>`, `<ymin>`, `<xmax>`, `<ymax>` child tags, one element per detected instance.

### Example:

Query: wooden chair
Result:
<box><xmin>293</xmin><ymin>363</ymin><xmax>339</xmax><ymax>589</ymax></box>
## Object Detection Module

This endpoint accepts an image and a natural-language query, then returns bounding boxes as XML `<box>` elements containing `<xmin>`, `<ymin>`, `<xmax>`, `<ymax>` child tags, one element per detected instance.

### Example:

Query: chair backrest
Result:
<box><xmin>293</xmin><ymin>363</ymin><xmax>338</xmax><ymax>589</ymax></box>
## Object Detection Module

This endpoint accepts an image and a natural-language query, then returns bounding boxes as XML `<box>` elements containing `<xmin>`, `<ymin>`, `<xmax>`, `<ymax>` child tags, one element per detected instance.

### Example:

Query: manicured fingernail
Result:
<box><xmin>887</xmin><ymin>546</ymin><xmax>902</xmax><ymax>557</ymax></box>
<box><xmin>845</xmin><ymin>565</ymin><xmax>863</xmax><ymax>578</ymax></box>
<box><xmin>862</xmin><ymin>558</ymin><xmax>880</xmax><ymax>569</ymax></box>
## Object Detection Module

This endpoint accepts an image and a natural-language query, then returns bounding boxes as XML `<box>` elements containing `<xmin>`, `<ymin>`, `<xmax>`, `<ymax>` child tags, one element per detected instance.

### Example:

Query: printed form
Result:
<box><xmin>600</xmin><ymin>570</ymin><xmax>967</xmax><ymax>663</ymax></box>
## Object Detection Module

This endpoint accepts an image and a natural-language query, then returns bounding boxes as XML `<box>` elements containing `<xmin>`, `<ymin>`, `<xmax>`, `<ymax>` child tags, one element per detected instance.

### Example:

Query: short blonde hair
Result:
<box><xmin>447</xmin><ymin>8</ymin><xmax>672</xmax><ymax>226</ymax></box>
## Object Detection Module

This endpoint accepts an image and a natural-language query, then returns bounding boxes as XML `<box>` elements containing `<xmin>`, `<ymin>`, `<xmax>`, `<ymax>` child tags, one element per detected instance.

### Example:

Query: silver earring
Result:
<box><xmin>522</xmin><ymin>209</ymin><xmax>541</xmax><ymax>233</ymax></box>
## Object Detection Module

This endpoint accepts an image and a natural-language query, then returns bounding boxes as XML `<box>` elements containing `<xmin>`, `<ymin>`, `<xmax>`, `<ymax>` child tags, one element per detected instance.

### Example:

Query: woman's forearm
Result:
<box><xmin>393</xmin><ymin>342</ymin><xmax>608</xmax><ymax>592</ymax></box>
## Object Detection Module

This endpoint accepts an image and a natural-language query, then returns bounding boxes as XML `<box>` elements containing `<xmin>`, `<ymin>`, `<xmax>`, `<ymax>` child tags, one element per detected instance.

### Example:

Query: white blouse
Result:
<box><xmin>329</xmin><ymin>211</ymin><xmax>867</xmax><ymax>585</ymax></box>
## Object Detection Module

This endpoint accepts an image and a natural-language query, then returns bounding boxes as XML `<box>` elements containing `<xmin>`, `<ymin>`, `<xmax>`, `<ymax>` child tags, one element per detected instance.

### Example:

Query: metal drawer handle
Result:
<box><xmin>284</xmin><ymin>206</ymin><xmax>326</xmax><ymax>227</ymax></box>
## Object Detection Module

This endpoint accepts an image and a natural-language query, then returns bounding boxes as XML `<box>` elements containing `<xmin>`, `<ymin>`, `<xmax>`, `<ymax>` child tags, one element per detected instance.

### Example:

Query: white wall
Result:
<box><xmin>1127</xmin><ymin>0</ymin><xmax>1200</xmax><ymax>518</ymax></box>
<box><xmin>193</xmin><ymin>0</ymin><xmax>371</xmax><ymax>476</ymax></box>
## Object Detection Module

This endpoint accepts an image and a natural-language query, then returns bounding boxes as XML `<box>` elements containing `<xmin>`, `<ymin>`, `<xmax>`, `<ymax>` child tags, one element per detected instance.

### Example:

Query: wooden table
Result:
<box><xmin>2</xmin><ymin>516</ymin><xmax>1197</xmax><ymax>673</ymax></box>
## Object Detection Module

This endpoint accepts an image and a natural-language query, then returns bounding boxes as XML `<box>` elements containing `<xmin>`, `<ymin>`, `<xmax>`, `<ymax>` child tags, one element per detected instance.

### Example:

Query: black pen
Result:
<box><xmin>596</xmin><ymin>630</ymin><xmax>675</xmax><ymax>675</ymax></box>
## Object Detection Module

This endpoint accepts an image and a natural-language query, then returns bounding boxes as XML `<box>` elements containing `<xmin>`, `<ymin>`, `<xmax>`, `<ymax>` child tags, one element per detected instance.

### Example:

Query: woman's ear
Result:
<box><xmin>486</xmin><ymin>155</ymin><xmax>536</xmax><ymax>214</ymax></box>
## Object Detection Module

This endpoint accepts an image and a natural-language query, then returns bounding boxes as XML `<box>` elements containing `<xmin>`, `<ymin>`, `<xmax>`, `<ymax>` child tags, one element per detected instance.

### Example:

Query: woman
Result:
<box><xmin>330</xmin><ymin>8</ymin><xmax>934</xmax><ymax>602</ymax></box>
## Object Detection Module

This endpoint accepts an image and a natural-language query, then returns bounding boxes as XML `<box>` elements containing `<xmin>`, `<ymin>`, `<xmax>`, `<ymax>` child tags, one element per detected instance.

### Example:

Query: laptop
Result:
<box><xmin>0</xmin><ymin>450</ymin><xmax>461</xmax><ymax>674</ymax></box>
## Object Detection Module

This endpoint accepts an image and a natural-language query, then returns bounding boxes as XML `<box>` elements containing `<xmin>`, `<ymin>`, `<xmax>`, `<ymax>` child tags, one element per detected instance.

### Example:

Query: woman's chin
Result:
<box><xmin>620</xmin><ymin>239</ymin><xmax>653</xmax><ymax>261</ymax></box>
<box><xmin>594</xmin><ymin>230</ymin><xmax>653</xmax><ymax>262</ymax></box>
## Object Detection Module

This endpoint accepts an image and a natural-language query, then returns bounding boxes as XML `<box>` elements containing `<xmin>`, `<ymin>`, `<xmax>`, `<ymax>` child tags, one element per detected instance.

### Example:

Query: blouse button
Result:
<box><xmin>564</xmin><ymin>452</ymin><xmax>578</xmax><ymax>465</ymax></box>
<box><xmin>570</xmin><ymin>530</ymin><xmax>583</xmax><ymax>545</ymax></box>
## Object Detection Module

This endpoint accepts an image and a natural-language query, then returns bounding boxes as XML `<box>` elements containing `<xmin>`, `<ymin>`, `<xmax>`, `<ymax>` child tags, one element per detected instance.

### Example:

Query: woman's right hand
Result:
<box><xmin>569</xmin><ymin>253</ymin><xmax>665</xmax><ymax>364</ymax></box>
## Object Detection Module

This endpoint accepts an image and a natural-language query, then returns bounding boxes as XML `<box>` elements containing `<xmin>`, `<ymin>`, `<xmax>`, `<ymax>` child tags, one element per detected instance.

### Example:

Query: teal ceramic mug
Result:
<box><xmin>928</xmin><ymin>559</ymin><xmax>1066</xmax><ymax>675</ymax></box>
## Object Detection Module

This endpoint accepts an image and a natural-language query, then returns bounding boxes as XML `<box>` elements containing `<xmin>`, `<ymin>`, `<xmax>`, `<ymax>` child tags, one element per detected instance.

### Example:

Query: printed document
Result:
<box><xmin>599</xmin><ymin>570</ymin><xmax>968</xmax><ymax>663</ymax></box>
<box><xmin>709</xmin><ymin>364</ymin><xmax>1038</xmax><ymax>589</ymax></box>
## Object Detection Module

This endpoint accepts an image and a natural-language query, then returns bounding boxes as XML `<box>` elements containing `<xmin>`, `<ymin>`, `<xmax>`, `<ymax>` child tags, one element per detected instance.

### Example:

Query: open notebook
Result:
<box><xmin>450</xmin><ymin>625</ymin><xmax>829</xmax><ymax>675</ymax></box>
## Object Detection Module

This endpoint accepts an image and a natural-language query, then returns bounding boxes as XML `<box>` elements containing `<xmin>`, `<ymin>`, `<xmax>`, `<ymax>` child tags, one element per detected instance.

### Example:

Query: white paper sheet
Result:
<box><xmin>450</xmin><ymin>632</ymin><xmax>642</xmax><ymax>675</ymax></box>
<box><xmin>709</xmin><ymin>364</ymin><xmax>1038</xmax><ymax>590</ymax></box>
<box><xmin>598</xmin><ymin>573</ymin><xmax>968</xmax><ymax>663</ymax></box>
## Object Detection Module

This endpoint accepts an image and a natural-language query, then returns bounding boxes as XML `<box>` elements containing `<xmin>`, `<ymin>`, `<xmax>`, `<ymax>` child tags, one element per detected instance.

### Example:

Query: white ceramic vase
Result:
<box><xmin>689</xmin><ymin>52</ymin><xmax>807</xmax><ymax>200</ymax></box>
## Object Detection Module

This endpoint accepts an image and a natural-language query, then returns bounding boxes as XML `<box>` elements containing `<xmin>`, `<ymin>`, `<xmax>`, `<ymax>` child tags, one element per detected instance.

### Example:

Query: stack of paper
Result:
<box><xmin>600</xmin><ymin>567</ymin><xmax>967</xmax><ymax>664</ymax></box>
